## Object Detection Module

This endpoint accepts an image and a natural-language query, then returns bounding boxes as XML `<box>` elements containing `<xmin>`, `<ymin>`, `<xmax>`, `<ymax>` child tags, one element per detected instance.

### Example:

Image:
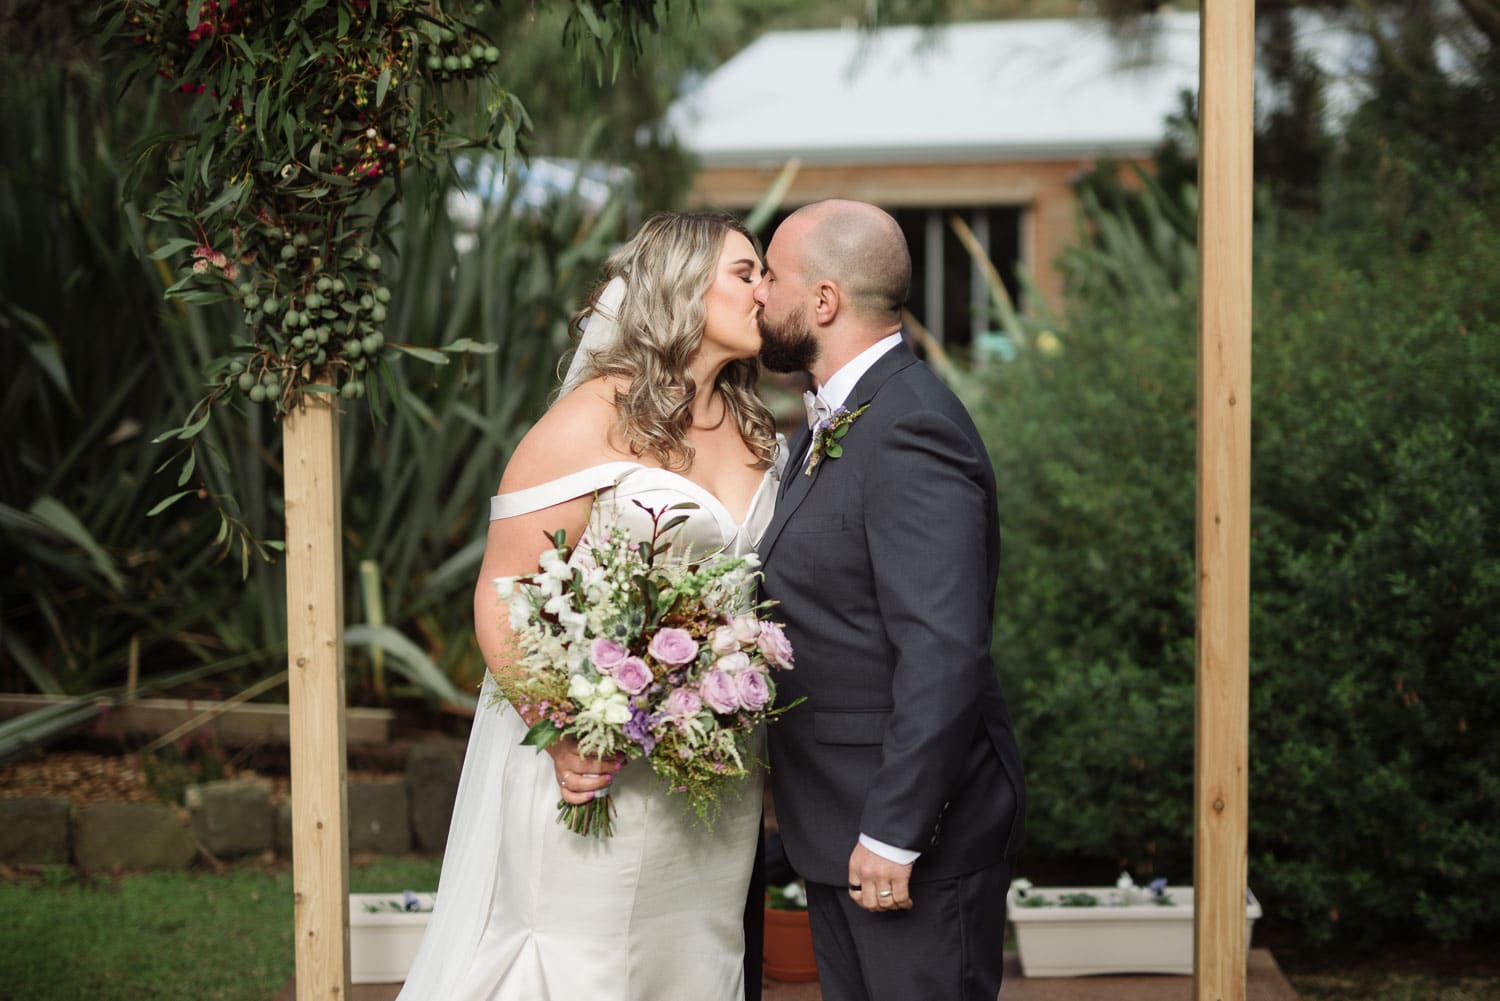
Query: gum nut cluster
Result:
<box><xmin>422</xmin><ymin>25</ymin><xmax>501</xmax><ymax>80</ymax></box>
<box><xmin>226</xmin><ymin>226</ymin><xmax>390</xmax><ymax>403</ymax></box>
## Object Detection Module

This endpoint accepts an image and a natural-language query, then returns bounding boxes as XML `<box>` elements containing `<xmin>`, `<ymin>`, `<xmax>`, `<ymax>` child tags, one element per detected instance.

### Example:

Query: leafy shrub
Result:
<box><xmin>976</xmin><ymin>150</ymin><xmax>1500</xmax><ymax>945</ymax></box>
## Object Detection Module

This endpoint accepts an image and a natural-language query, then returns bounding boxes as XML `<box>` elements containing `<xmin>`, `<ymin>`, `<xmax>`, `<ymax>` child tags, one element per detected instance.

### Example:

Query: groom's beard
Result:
<box><xmin>757</xmin><ymin>306</ymin><xmax>819</xmax><ymax>374</ymax></box>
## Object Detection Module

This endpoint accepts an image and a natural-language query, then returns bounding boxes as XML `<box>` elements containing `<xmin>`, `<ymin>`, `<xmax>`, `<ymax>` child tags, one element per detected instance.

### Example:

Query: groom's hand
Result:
<box><xmin>847</xmin><ymin>842</ymin><xmax>915</xmax><ymax>912</ymax></box>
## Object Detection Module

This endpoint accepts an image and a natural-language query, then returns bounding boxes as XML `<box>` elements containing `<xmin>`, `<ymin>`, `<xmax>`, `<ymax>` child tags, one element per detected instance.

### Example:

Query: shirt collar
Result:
<box><xmin>817</xmin><ymin>333</ymin><xmax>903</xmax><ymax>411</ymax></box>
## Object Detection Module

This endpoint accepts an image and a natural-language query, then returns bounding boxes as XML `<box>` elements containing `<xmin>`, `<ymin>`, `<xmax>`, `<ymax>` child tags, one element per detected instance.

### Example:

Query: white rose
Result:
<box><xmin>730</xmin><ymin>615</ymin><xmax>762</xmax><ymax>645</ymax></box>
<box><xmin>710</xmin><ymin>625</ymin><xmax>739</xmax><ymax>655</ymax></box>
<box><xmin>568</xmin><ymin>675</ymin><xmax>595</xmax><ymax>701</ymax></box>
<box><xmin>602</xmin><ymin>697</ymin><xmax>631</xmax><ymax>725</ymax></box>
<box><xmin>596</xmin><ymin>676</ymin><xmax>619</xmax><ymax>697</ymax></box>
<box><xmin>715</xmin><ymin>651</ymin><xmax>751</xmax><ymax>674</ymax></box>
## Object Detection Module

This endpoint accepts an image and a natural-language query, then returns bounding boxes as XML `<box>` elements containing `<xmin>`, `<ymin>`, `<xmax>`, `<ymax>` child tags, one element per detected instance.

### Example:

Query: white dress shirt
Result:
<box><xmin>802</xmin><ymin>333</ymin><xmax>905</xmax><ymax>461</ymax></box>
<box><xmin>802</xmin><ymin>333</ymin><xmax>922</xmax><ymax>868</ymax></box>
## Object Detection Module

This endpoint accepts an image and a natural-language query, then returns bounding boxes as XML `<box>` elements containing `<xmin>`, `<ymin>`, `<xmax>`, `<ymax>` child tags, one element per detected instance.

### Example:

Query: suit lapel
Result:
<box><xmin>761</xmin><ymin>427</ymin><xmax>819</xmax><ymax>562</ymax></box>
<box><xmin>779</xmin><ymin>424</ymin><xmax>812</xmax><ymax>501</ymax></box>
<box><xmin>846</xmin><ymin>340</ymin><xmax>919</xmax><ymax>411</ymax></box>
<box><xmin>758</xmin><ymin>343</ymin><xmax>920</xmax><ymax>563</ymax></box>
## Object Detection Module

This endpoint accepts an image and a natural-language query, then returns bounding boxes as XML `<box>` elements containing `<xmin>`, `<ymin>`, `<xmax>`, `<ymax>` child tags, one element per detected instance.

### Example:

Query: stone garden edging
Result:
<box><xmin>0</xmin><ymin>743</ymin><xmax>461</xmax><ymax>871</ymax></box>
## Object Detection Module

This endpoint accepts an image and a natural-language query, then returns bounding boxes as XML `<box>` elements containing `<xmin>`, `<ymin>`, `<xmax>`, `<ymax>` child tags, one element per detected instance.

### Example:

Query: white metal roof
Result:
<box><xmin>668</xmin><ymin>12</ymin><xmax>1369</xmax><ymax>166</ymax></box>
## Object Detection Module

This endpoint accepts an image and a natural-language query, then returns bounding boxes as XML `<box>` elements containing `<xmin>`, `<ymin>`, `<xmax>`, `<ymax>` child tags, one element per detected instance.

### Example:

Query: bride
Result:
<box><xmin>395</xmin><ymin>212</ymin><xmax>783</xmax><ymax>1000</ymax></box>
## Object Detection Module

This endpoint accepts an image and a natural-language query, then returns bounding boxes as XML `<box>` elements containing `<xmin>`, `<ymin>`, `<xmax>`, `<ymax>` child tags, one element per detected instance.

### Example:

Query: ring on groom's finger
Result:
<box><xmin>847</xmin><ymin>883</ymin><xmax>862</xmax><ymax>892</ymax></box>
<box><xmin>878</xmin><ymin>890</ymin><xmax>893</xmax><ymax>898</ymax></box>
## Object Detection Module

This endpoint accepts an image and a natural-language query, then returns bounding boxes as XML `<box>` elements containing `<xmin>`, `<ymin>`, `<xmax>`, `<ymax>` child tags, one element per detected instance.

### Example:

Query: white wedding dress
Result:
<box><xmin>395</xmin><ymin>460</ymin><xmax>780</xmax><ymax>1001</ymax></box>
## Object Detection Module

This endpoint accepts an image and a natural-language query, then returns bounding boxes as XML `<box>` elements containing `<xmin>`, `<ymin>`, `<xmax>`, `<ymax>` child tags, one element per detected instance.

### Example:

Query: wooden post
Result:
<box><xmin>285</xmin><ymin>390</ymin><xmax>351</xmax><ymax>1000</ymax></box>
<box><xmin>1194</xmin><ymin>3</ymin><xmax>1254</xmax><ymax>1000</ymax></box>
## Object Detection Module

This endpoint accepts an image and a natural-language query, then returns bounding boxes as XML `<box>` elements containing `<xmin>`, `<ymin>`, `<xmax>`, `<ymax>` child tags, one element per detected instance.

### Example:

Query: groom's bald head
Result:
<box><xmin>785</xmin><ymin>200</ymin><xmax>910</xmax><ymax>323</ymax></box>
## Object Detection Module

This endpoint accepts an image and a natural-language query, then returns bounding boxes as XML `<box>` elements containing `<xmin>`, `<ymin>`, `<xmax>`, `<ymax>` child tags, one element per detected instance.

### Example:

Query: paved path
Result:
<box><xmin>279</xmin><ymin>949</ymin><xmax>1296</xmax><ymax>1000</ymax></box>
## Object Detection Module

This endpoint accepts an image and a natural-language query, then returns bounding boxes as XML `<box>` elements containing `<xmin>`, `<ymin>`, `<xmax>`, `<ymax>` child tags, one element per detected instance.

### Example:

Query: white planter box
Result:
<box><xmin>349</xmin><ymin>892</ymin><xmax>436</xmax><ymax>984</ymax></box>
<box><xmin>1006</xmin><ymin>886</ymin><xmax>1262</xmax><ymax>977</ymax></box>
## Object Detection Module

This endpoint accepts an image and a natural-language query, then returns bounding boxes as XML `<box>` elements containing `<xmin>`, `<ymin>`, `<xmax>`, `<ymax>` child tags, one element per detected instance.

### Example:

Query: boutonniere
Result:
<box><xmin>804</xmin><ymin>404</ymin><xmax>870</xmax><ymax>476</ymax></box>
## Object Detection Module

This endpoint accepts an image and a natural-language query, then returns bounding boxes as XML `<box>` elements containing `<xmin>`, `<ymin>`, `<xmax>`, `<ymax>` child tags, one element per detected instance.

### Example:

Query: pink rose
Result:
<box><xmin>709</xmin><ymin>625</ymin><xmax>739</xmax><ymax>656</ymax></box>
<box><xmin>590</xmin><ymin>637</ymin><xmax>629</xmax><ymax>671</ymax></box>
<box><xmin>663</xmin><ymin>688</ymin><xmax>702</xmax><ymax>718</ymax></box>
<box><xmin>736</xmin><ymin>669</ymin><xmax>771</xmax><ymax>711</ymax></box>
<box><xmin>715</xmin><ymin>651</ymin><xmax>751</xmax><ymax>675</ymax></box>
<box><xmin>730</xmin><ymin>615</ymin><xmax>762</xmax><ymax>645</ymax></box>
<box><xmin>756</xmin><ymin>622</ymin><xmax>794</xmax><ymax>669</ymax></box>
<box><xmin>648</xmin><ymin>627</ymin><xmax>699</xmax><ymax>666</ymax></box>
<box><xmin>611</xmin><ymin>656</ymin><xmax>652</xmax><ymax>696</ymax></box>
<box><xmin>700</xmin><ymin>669</ymin><xmax>740</xmax><ymax>714</ymax></box>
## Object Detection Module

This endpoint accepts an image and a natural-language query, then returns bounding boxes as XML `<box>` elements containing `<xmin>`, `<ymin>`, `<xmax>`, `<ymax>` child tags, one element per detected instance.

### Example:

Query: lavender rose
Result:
<box><xmin>736</xmin><ymin>668</ymin><xmax>771</xmax><ymax>711</ymax></box>
<box><xmin>590</xmin><ymin>637</ymin><xmax>629</xmax><ymax>672</ymax></box>
<box><xmin>648</xmin><ymin>627</ymin><xmax>700</xmax><ymax>666</ymax></box>
<box><xmin>611</xmin><ymin>656</ymin><xmax>652</xmax><ymax>696</ymax></box>
<box><xmin>756</xmin><ymin>622</ymin><xmax>795</xmax><ymax>669</ymax></box>
<box><xmin>662</xmin><ymin>688</ymin><xmax>703</xmax><ymax>718</ymax></box>
<box><xmin>700</xmin><ymin>669</ymin><xmax>741</xmax><ymax>714</ymax></box>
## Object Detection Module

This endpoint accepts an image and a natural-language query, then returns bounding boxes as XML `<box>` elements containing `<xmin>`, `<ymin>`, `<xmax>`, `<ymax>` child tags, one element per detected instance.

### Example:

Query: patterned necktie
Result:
<box><xmin>802</xmin><ymin>390</ymin><xmax>833</xmax><ymax>429</ymax></box>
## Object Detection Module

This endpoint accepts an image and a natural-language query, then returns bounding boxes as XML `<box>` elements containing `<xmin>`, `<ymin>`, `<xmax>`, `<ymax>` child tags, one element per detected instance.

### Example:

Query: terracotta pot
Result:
<box><xmin>763</xmin><ymin>906</ymin><xmax>818</xmax><ymax>982</ymax></box>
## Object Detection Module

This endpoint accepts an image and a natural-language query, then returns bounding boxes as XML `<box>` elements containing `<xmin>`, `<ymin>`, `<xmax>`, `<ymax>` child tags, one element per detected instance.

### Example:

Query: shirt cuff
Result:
<box><xmin>859</xmin><ymin>833</ymin><xmax>921</xmax><ymax>866</ymax></box>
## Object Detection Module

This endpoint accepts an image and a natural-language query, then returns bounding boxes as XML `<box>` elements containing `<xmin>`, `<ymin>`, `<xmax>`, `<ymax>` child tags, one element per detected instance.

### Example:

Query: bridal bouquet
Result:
<box><xmin>492</xmin><ymin>501</ymin><xmax>797</xmax><ymax>837</ymax></box>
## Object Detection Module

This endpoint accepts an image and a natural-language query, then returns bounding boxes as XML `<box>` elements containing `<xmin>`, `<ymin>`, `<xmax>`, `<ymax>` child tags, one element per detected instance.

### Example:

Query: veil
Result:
<box><xmin>557</xmin><ymin>275</ymin><xmax>627</xmax><ymax>399</ymax></box>
<box><xmin>392</xmin><ymin>276</ymin><xmax>629</xmax><ymax>1000</ymax></box>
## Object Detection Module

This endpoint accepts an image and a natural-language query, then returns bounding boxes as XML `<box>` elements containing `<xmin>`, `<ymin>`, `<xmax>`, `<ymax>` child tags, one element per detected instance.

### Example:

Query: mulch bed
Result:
<box><xmin>0</xmin><ymin>749</ymin><xmax>399</xmax><ymax>807</ymax></box>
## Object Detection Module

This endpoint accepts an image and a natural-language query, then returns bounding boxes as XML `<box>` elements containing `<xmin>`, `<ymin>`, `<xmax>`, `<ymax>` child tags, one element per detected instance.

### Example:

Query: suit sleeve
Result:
<box><xmin>859</xmin><ymin>408</ymin><xmax>995</xmax><ymax>850</ymax></box>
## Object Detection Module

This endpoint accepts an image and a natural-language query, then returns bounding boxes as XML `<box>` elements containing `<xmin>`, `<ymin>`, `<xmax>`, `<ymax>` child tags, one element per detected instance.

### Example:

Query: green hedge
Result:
<box><xmin>976</xmin><ymin>156</ymin><xmax>1500</xmax><ymax>945</ymax></box>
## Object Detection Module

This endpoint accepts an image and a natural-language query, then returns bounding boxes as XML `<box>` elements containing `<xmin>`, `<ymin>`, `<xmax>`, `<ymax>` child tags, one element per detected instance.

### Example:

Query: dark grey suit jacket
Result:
<box><xmin>759</xmin><ymin>343</ymin><xmax>1025</xmax><ymax>887</ymax></box>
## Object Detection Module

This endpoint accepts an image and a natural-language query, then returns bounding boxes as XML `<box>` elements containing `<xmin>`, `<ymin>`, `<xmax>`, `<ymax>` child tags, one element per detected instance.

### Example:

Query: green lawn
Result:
<box><xmin>1</xmin><ymin>858</ymin><xmax>442</xmax><ymax>1001</ymax></box>
<box><xmin>4</xmin><ymin>859</ymin><xmax>1498</xmax><ymax>1001</ymax></box>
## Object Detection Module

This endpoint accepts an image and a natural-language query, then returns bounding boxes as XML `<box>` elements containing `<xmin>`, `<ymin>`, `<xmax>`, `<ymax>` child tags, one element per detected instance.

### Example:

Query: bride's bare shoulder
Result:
<box><xmin>496</xmin><ymin>376</ymin><xmax>627</xmax><ymax>493</ymax></box>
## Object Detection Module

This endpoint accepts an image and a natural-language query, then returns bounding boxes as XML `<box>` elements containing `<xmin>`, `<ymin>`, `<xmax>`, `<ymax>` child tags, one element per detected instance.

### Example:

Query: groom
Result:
<box><xmin>755</xmin><ymin>200</ymin><xmax>1025</xmax><ymax>1001</ymax></box>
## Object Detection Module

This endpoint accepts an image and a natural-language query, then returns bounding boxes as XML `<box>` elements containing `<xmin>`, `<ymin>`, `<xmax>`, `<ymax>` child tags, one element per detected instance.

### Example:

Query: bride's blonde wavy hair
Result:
<box><xmin>567</xmin><ymin>212</ymin><xmax>778</xmax><ymax>471</ymax></box>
